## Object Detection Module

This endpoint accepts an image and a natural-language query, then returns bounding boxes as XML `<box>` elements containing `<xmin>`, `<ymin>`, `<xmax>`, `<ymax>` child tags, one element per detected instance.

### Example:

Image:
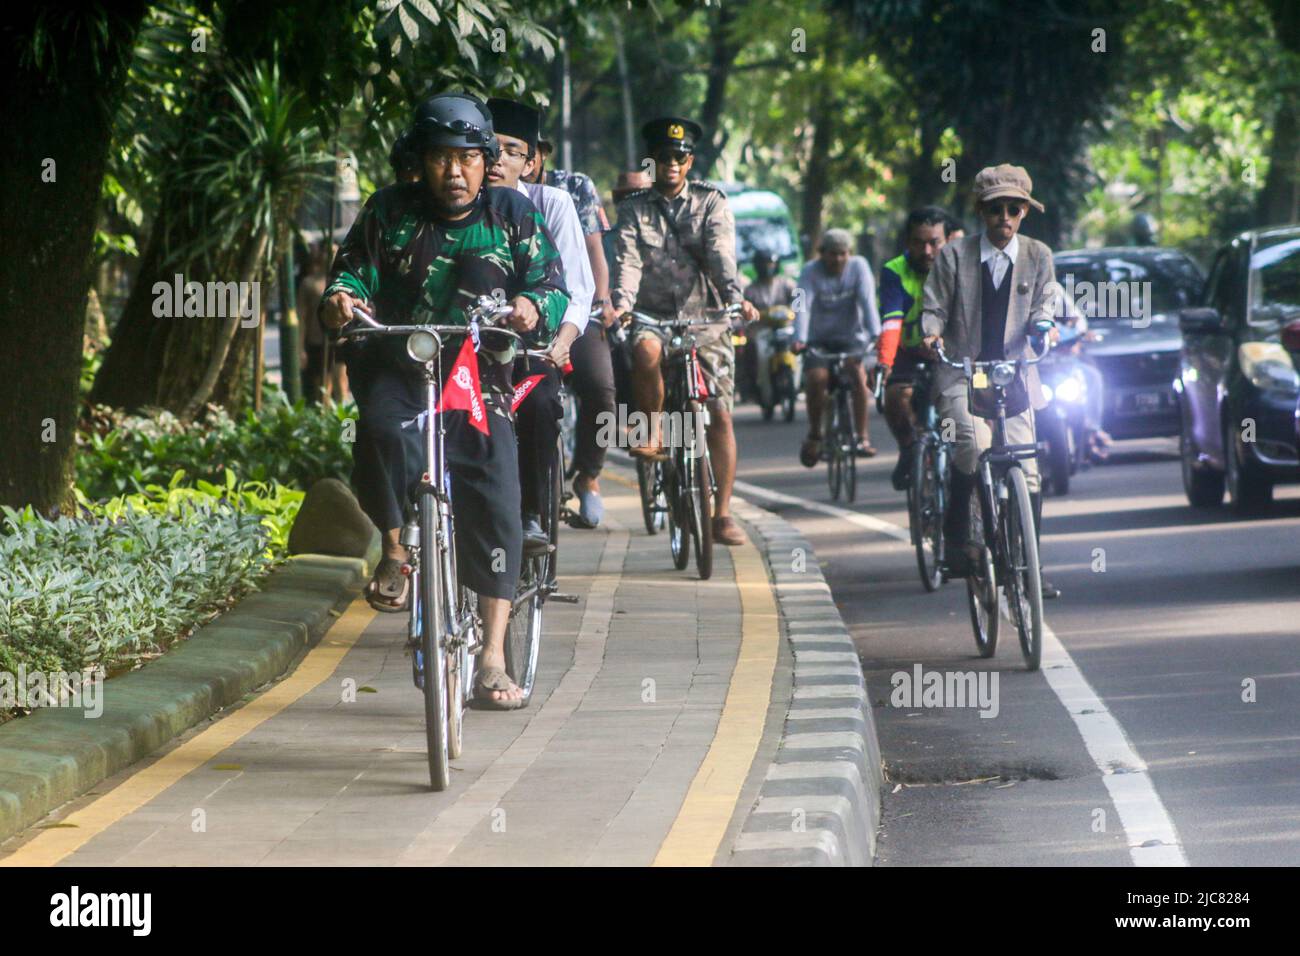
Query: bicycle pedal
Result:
<box><xmin>549</xmin><ymin>592</ymin><xmax>581</xmax><ymax>604</ymax></box>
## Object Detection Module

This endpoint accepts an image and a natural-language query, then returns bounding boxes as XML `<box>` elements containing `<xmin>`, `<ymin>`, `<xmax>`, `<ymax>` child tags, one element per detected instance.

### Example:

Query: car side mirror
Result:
<box><xmin>1179</xmin><ymin>307</ymin><xmax>1224</xmax><ymax>334</ymax></box>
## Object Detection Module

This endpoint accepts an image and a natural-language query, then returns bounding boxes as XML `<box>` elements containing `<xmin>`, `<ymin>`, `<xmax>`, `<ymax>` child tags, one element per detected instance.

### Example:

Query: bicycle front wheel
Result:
<box><xmin>688</xmin><ymin>403</ymin><xmax>714</xmax><ymax>580</ymax></box>
<box><xmin>1005</xmin><ymin>466</ymin><xmax>1044</xmax><ymax>671</ymax></box>
<box><xmin>966</xmin><ymin>483</ymin><xmax>999</xmax><ymax>658</ymax></box>
<box><xmin>666</xmin><ymin>460</ymin><xmax>690</xmax><ymax>570</ymax></box>
<box><xmin>837</xmin><ymin>392</ymin><xmax>857</xmax><ymax>502</ymax></box>
<box><xmin>418</xmin><ymin>492</ymin><xmax>451</xmax><ymax>791</ymax></box>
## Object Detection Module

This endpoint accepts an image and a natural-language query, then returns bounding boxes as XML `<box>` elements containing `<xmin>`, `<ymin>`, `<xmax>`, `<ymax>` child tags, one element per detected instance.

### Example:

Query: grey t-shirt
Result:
<box><xmin>794</xmin><ymin>256</ymin><xmax>881</xmax><ymax>346</ymax></box>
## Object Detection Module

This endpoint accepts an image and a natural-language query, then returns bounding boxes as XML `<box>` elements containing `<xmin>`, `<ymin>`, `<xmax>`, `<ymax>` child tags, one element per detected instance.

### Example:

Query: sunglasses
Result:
<box><xmin>656</xmin><ymin>150</ymin><xmax>692</xmax><ymax>166</ymax></box>
<box><xmin>984</xmin><ymin>201</ymin><xmax>1027</xmax><ymax>218</ymax></box>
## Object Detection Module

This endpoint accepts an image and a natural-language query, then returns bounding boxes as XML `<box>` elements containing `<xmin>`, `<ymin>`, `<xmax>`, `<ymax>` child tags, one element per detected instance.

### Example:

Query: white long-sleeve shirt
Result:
<box><xmin>517</xmin><ymin>180</ymin><xmax>593</xmax><ymax>333</ymax></box>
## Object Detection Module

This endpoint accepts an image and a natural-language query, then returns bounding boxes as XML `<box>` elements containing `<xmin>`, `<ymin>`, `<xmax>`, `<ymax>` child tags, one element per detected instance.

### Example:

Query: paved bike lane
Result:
<box><xmin>0</xmin><ymin>471</ymin><xmax>827</xmax><ymax>867</ymax></box>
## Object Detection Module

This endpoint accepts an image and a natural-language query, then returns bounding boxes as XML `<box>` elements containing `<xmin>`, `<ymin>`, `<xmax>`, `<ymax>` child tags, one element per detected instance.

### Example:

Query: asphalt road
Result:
<box><xmin>730</xmin><ymin>396</ymin><xmax>1300</xmax><ymax>866</ymax></box>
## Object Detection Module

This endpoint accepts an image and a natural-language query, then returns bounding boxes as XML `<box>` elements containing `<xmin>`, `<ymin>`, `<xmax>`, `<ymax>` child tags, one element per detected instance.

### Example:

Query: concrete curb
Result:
<box><xmin>0</xmin><ymin>538</ymin><xmax>379</xmax><ymax>846</ymax></box>
<box><xmin>727</xmin><ymin>498</ymin><xmax>884</xmax><ymax>866</ymax></box>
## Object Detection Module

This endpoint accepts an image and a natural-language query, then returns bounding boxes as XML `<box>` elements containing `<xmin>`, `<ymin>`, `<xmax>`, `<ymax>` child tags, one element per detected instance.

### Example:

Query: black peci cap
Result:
<box><xmin>485</xmin><ymin>98</ymin><xmax>540</xmax><ymax>151</ymax></box>
<box><xmin>642</xmin><ymin>117</ymin><xmax>703</xmax><ymax>153</ymax></box>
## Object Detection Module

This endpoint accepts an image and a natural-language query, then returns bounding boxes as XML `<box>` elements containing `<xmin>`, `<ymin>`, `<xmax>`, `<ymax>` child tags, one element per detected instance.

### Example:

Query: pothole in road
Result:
<box><xmin>884</xmin><ymin>762</ymin><xmax>1067</xmax><ymax>787</ymax></box>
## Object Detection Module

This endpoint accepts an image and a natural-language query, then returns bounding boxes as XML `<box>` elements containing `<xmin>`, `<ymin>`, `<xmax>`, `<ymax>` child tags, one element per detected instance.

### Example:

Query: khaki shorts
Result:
<box><xmin>936</xmin><ymin>382</ymin><xmax>1039</xmax><ymax>493</ymax></box>
<box><xmin>629</xmin><ymin>321</ymin><xmax>736</xmax><ymax>413</ymax></box>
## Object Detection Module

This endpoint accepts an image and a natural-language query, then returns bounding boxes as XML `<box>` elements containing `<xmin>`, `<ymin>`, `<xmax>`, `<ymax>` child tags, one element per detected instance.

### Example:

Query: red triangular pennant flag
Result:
<box><xmin>437</xmin><ymin>336</ymin><xmax>490</xmax><ymax>434</ymax></box>
<box><xmin>693</xmin><ymin>352</ymin><xmax>710</xmax><ymax>398</ymax></box>
<box><xmin>510</xmin><ymin>373</ymin><xmax>546</xmax><ymax>413</ymax></box>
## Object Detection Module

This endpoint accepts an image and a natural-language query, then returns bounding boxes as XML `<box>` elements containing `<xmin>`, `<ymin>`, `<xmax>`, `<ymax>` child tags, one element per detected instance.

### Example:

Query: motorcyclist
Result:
<box><xmin>743</xmin><ymin>249</ymin><xmax>797</xmax><ymax>404</ymax></box>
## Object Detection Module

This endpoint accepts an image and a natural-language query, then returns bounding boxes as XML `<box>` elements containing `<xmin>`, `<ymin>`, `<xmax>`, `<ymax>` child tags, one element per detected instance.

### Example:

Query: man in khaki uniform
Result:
<box><xmin>612</xmin><ymin>116</ymin><xmax>758</xmax><ymax>546</ymax></box>
<box><xmin>921</xmin><ymin>163</ymin><xmax>1061</xmax><ymax>597</ymax></box>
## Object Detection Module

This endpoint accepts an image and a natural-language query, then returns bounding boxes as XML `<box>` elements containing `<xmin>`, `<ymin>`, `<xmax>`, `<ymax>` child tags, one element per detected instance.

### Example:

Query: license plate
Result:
<box><xmin>1131</xmin><ymin>390</ymin><xmax>1162</xmax><ymax>410</ymax></box>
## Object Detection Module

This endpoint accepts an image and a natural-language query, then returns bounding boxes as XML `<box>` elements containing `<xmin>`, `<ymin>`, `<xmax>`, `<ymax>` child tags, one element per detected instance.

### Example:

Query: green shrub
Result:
<box><xmin>76</xmin><ymin>391</ymin><xmax>355</xmax><ymax>499</ymax></box>
<box><xmin>1</xmin><ymin>489</ymin><xmax>273</xmax><ymax>680</ymax></box>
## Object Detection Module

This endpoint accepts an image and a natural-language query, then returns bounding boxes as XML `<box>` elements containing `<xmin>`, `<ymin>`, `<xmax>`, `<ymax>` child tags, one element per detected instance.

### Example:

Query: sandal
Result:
<box><xmin>854</xmin><ymin>439</ymin><xmax>878</xmax><ymax>458</ymax></box>
<box><xmin>473</xmin><ymin>665</ymin><xmax>528</xmax><ymax>711</ymax></box>
<box><xmin>366</xmin><ymin>556</ymin><xmax>409</xmax><ymax>613</ymax></box>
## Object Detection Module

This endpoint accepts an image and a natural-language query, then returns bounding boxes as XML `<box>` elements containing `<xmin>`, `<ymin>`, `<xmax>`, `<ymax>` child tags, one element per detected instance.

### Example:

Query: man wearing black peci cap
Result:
<box><xmin>484</xmin><ymin>97</ymin><xmax>601</xmax><ymax>546</ymax></box>
<box><xmin>611</xmin><ymin>116</ymin><xmax>759</xmax><ymax>547</ymax></box>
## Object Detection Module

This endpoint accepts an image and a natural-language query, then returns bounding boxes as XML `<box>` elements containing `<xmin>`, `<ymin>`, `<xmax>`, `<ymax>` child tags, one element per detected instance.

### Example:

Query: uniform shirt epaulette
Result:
<box><xmin>688</xmin><ymin>179</ymin><xmax>724</xmax><ymax>194</ymax></box>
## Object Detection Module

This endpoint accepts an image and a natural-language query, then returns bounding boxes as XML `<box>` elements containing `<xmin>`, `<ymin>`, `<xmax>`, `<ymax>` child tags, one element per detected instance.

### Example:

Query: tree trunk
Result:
<box><xmin>802</xmin><ymin>99</ymin><xmax>835</xmax><ymax>252</ymax></box>
<box><xmin>693</xmin><ymin>2</ymin><xmax>740</xmax><ymax>179</ymax></box>
<box><xmin>1257</xmin><ymin>0</ymin><xmax>1300</xmax><ymax>226</ymax></box>
<box><xmin>0</xmin><ymin>3</ymin><xmax>147</xmax><ymax>513</ymax></box>
<box><xmin>179</xmin><ymin>231</ymin><xmax>268</xmax><ymax>420</ymax></box>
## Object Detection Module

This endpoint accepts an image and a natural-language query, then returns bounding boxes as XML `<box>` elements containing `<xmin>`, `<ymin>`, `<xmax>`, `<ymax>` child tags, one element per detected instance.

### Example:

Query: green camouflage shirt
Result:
<box><xmin>326</xmin><ymin>183</ymin><xmax>569</xmax><ymax>354</ymax></box>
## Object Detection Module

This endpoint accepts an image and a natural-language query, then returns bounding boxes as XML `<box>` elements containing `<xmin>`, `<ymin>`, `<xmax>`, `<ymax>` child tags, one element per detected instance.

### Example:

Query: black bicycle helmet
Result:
<box><xmin>408</xmin><ymin>92</ymin><xmax>500</xmax><ymax>163</ymax></box>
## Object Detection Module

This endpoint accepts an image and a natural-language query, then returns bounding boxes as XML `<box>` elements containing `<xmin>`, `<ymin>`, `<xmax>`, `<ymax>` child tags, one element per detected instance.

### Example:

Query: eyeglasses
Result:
<box><xmin>500</xmin><ymin>146</ymin><xmax>532</xmax><ymax>162</ymax></box>
<box><xmin>427</xmin><ymin>148</ymin><xmax>485</xmax><ymax>169</ymax></box>
<box><xmin>656</xmin><ymin>150</ymin><xmax>692</xmax><ymax>167</ymax></box>
<box><xmin>984</xmin><ymin>202</ymin><xmax>1026</xmax><ymax>218</ymax></box>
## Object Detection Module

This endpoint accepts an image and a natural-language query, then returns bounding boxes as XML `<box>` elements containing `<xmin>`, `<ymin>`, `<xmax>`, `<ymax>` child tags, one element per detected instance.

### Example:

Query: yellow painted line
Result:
<box><xmin>1</xmin><ymin>599</ymin><xmax>376</xmax><ymax>867</ymax></box>
<box><xmin>653</xmin><ymin>520</ymin><xmax>780</xmax><ymax>867</ymax></box>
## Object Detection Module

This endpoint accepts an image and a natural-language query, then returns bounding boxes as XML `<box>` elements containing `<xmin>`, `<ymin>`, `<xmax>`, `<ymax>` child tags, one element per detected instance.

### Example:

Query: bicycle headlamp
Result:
<box><xmin>991</xmin><ymin>363</ymin><xmax>1016</xmax><ymax>387</ymax></box>
<box><xmin>407</xmin><ymin>330</ymin><xmax>440</xmax><ymax>363</ymax></box>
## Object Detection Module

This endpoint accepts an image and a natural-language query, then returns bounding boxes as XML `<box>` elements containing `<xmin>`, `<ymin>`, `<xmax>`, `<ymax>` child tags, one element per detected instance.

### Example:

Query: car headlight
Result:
<box><xmin>991</xmin><ymin>363</ymin><xmax>1016</xmax><ymax>387</ymax></box>
<box><xmin>407</xmin><ymin>330</ymin><xmax>439</xmax><ymax>363</ymax></box>
<box><xmin>1239</xmin><ymin>342</ymin><xmax>1299</xmax><ymax>394</ymax></box>
<box><xmin>1040</xmin><ymin>383</ymin><xmax>1054</xmax><ymax>403</ymax></box>
<box><xmin>1055</xmin><ymin>374</ymin><xmax>1084</xmax><ymax>404</ymax></box>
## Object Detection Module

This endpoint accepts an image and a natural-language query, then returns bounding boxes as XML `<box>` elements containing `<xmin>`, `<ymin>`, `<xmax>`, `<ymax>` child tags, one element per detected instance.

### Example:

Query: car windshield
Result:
<box><xmin>1054</xmin><ymin>254</ymin><xmax>1202</xmax><ymax>322</ymax></box>
<box><xmin>737</xmin><ymin>218</ymin><xmax>796</xmax><ymax>262</ymax></box>
<box><xmin>1248</xmin><ymin>235</ymin><xmax>1300</xmax><ymax>331</ymax></box>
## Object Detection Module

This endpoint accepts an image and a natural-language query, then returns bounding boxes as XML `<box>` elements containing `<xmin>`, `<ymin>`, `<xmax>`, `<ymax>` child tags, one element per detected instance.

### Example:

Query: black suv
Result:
<box><xmin>1176</xmin><ymin>225</ymin><xmax>1300</xmax><ymax>511</ymax></box>
<box><xmin>1054</xmin><ymin>248</ymin><xmax>1204</xmax><ymax>440</ymax></box>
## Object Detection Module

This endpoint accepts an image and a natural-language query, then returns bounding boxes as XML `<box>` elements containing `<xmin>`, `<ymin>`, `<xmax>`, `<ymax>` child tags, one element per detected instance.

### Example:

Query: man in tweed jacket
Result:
<box><xmin>921</xmin><ymin>164</ymin><xmax>1061</xmax><ymax>595</ymax></box>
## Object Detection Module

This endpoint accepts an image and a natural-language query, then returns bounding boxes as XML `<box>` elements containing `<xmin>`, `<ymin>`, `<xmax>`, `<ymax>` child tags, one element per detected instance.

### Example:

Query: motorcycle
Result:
<box><xmin>752</xmin><ymin>304</ymin><xmax>800</xmax><ymax>422</ymax></box>
<box><xmin>1036</xmin><ymin>326</ymin><xmax>1092</xmax><ymax>496</ymax></box>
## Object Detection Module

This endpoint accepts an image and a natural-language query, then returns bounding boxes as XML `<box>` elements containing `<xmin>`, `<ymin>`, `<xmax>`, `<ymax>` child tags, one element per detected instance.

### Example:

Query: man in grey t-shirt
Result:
<box><xmin>793</xmin><ymin>229</ymin><xmax>882</xmax><ymax>465</ymax></box>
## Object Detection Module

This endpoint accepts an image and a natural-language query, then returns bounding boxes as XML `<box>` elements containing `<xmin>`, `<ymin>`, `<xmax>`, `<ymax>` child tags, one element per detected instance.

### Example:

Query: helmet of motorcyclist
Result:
<box><xmin>752</xmin><ymin>248</ymin><xmax>780</xmax><ymax>280</ymax></box>
<box><xmin>408</xmin><ymin>92</ymin><xmax>500</xmax><ymax>164</ymax></box>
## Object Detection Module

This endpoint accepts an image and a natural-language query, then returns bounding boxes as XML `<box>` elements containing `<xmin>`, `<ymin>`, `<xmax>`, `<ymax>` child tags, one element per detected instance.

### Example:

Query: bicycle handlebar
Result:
<box><xmin>625</xmin><ymin>303</ymin><xmax>743</xmax><ymax>331</ymax></box>
<box><xmin>932</xmin><ymin>333</ymin><xmax>1053</xmax><ymax>372</ymax></box>
<box><xmin>338</xmin><ymin>299</ymin><xmax>523</xmax><ymax>345</ymax></box>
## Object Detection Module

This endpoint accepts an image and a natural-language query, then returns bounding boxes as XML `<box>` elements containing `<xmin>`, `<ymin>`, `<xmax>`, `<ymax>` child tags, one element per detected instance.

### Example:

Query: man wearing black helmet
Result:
<box><xmin>320</xmin><ymin>92</ymin><xmax>570</xmax><ymax>708</ymax></box>
<box><xmin>612</xmin><ymin>116</ymin><xmax>759</xmax><ymax>547</ymax></box>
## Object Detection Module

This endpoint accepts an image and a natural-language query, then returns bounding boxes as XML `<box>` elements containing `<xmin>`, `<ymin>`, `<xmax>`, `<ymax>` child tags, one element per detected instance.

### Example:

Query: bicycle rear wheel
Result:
<box><xmin>505</xmin><ymin>560</ymin><xmax>542</xmax><ymax>706</ymax></box>
<box><xmin>637</xmin><ymin>457</ymin><xmax>665</xmax><ymax>535</ymax></box>
<box><xmin>418</xmin><ymin>492</ymin><xmax>451</xmax><ymax>791</ymax></box>
<box><xmin>909</xmin><ymin>439</ymin><xmax>943</xmax><ymax>591</ymax></box>
<box><xmin>841</xmin><ymin>392</ymin><xmax>857</xmax><ymax>503</ymax></box>
<box><xmin>1005</xmin><ymin>466</ymin><xmax>1044</xmax><ymax>670</ymax></box>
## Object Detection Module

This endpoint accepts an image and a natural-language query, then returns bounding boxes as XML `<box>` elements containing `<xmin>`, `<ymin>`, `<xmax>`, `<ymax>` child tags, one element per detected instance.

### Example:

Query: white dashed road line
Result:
<box><xmin>733</xmin><ymin>477</ymin><xmax>1188</xmax><ymax>867</ymax></box>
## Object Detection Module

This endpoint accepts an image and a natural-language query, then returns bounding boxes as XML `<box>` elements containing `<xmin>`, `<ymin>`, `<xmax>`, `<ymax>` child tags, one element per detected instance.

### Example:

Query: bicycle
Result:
<box><xmin>806</xmin><ymin>346</ymin><xmax>864</xmax><ymax>503</ymax></box>
<box><xmin>933</xmin><ymin>327</ymin><xmax>1054</xmax><ymax>670</ymax></box>
<box><xmin>339</xmin><ymin>297</ymin><xmax>545</xmax><ymax>790</ymax></box>
<box><xmin>902</xmin><ymin>361</ymin><xmax>951</xmax><ymax>592</ymax></box>
<box><xmin>628</xmin><ymin>304</ymin><xmax>743</xmax><ymax>580</ymax></box>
